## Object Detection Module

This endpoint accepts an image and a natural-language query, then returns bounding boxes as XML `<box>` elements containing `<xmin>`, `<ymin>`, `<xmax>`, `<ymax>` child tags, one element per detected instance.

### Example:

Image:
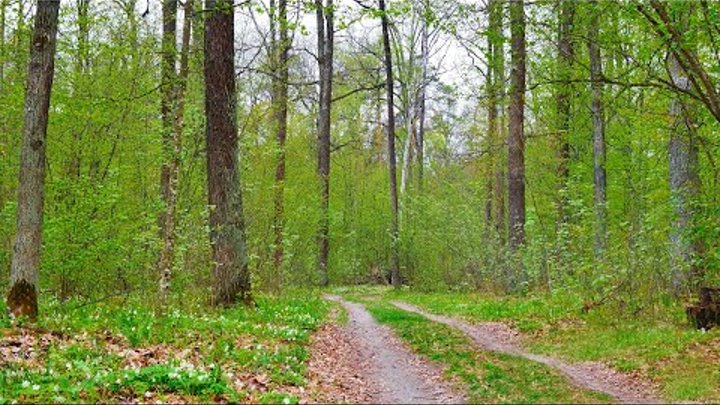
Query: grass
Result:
<box><xmin>354</xmin><ymin>297</ymin><xmax>612</xmax><ymax>404</ymax></box>
<box><xmin>0</xmin><ymin>291</ymin><xmax>329</xmax><ymax>404</ymax></box>
<box><xmin>378</xmin><ymin>288</ymin><xmax>720</xmax><ymax>402</ymax></box>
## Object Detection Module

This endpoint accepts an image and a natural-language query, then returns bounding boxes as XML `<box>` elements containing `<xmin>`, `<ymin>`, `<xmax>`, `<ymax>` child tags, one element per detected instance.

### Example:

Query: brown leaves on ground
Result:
<box><xmin>301</xmin><ymin>321</ymin><xmax>375</xmax><ymax>404</ymax></box>
<box><xmin>1</xmin><ymin>327</ymin><xmax>66</xmax><ymax>370</ymax></box>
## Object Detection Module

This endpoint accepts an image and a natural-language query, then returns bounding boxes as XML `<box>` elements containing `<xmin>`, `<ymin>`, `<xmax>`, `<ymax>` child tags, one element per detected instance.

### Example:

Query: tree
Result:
<box><xmin>271</xmin><ymin>0</ymin><xmax>290</xmax><ymax>285</ymax></box>
<box><xmin>379</xmin><ymin>0</ymin><xmax>400</xmax><ymax>287</ymax></box>
<box><xmin>664</xmin><ymin>4</ymin><xmax>700</xmax><ymax>294</ymax></box>
<box><xmin>316</xmin><ymin>0</ymin><xmax>334</xmax><ymax>286</ymax></box>
<box><xmin>416</xmin><ymin>0</ymin><xmax>429</xmax><ymax>189</ymax></box>
<box><xmin>587</xmin><ymin>0</ymin><xmax>606</xmax><ymax>257</ymax></box>
<box><xmin>0</xmin><ymin>0</ymin><xmax>7</xmax><ymax>86</ymax></box>
<box><xmin>159</xmin><ymin>0</ymin><xmax>193</xmax><ymax>300</ymax></box>
<box><xmin>507</xmin><ymin>0</ymin><xmax>525</xmax><ymax>250</ymax></box>
<box><xmin>205</xmin><ymin>0</ymin><xmax>251</xmax><ymax>306</ymax></box>
<box><xmin>555</xmin><ymin>0</ymin><xmax>574</xmax><ymax>225</ymax></box>
<box><xmin>637</xmin><ymin>1</ymin><xmax>710</xmax><ymax>292</ymax></box>
<box><xmin>7</xmin><ymin>0</ymin><xmax>60</xmax><ymax>321</ymax></box>
<box><xmin>507</xmin><ymin>0</ymin><xmax>526</xmax><ymax>285</ymax></box>
<box><xmin>486</xmin><ymin>0</ymin><xmax>506</xmax><ymax>241</ymax></box>
<box><xmin>159</xmin><ymin>0</ymin><xmax>178</xmax><ymax>300</ymax></box>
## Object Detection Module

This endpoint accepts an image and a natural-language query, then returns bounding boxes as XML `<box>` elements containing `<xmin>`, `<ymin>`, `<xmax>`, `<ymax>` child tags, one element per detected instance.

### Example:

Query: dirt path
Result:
<box><xmin>392</xmin><ymin>301</ymin><xmax>660</xmax><ymax>404</ymax></box>
<box><xmin>319</xmin><ymin>295</ymin><xmax>462</xmax><ymax>404</ymax></box>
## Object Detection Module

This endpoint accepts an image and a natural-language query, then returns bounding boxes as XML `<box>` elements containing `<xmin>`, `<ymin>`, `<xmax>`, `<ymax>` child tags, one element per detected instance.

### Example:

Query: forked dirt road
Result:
<box><xmin>309</xmin><ymin>295</ymin><xmax>659</xmax><ymax>404</ymax></box>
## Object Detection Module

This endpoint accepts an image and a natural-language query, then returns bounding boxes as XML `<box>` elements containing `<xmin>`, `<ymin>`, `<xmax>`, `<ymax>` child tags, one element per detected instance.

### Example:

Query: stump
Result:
<box><xmin>686</xmin><ymin>287</ymin><xmax>720</xmax><ymax>330</ymax></box>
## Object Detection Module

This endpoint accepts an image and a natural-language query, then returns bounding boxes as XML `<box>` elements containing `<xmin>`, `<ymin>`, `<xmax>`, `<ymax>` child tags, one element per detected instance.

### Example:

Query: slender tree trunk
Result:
<box><xmin>316</xmin><ymin>0</ymin><xmax>333</xmax><ymax>286</ymax></box>
<box><xmin>400</xmin><ymin>7</ymin><xmax>417</xmax><ymax>199</ymax></box>
<box><xmin>400</xmin><ymin>103</ymin><xmax>414</xmax><ymax>196</ymax></box>
<box><xmin>507</xmin><ymin>0</ymin><xmax>526</xmax><ymax>287</ymax></box>
<box><xmin>491</xmin><ymin>0</ymin><xmax>506</xmax><ymax>242</ymax></box>
<box><xmin>159</xmin><ymin>0</ymin><xmax>193</xmax><ymax>300</ymax></box>
<box><xmin>68</xmin><ymin>0</ymin><xmax>90</xmax><ymax>180</ymax></box>
<box><xmin>0</xmin><ymin>0</ymin><xmax>6</xmax><ymax>87</ymax></box>
<box><xmin>0</xmin><ymin>0</ymin><xmax>5</xmax><ymax>208</ymax></box>
<box><xmin>272</xmin><ymin>0</ymin><xmax>290</xmax><ymax>282</ymax></box>
<box><xmin>508</xmin><ymin>0</ymin><xmax>526</xmax><ymax>249</ymax></box>
<box><xmin>416</xmin><ymin>4</ymin><xmax>428</xmax><ymax>190</ymax></box>
<box><xmin>588</xmin><ymin>0</ymin><xmax>606</xmax><ymax>257</ymax></box>
<box><xmin>380</xmin><ymin>0</ymin><xmax>400</xmax><ymax>287</ymax></box>
<box><xmin>7</xmin><ymin>0</ymin><xmax>60</xmax><ymax>321</ymax></box>
<box><xmin>205</xmin><ymin>0</ymin><xmax>251</xmax><ymax>306</ymax></box>
<box><xmin>485</xmin><ymin>0</ymin><xmax>503</xmax><ymax>232</ymax></box>
<box><xmin>158</xmin><ymin>0</ymin><xmax>178</xmax><ymax>301</ymax></box>
<box><xmin>13</xmin><ymin>0</ymin><xmax>24</xmax><ymax>73</ymax></box>
<box><xmin>666</xmin><ymin>6</ymin><xmax>701</xmax><ymax>294</ymax></box>
<box><xmin>556</xmin><ymin>0</ymin><xmax>574</xmax><ymax>225</ymax></box>
<box><xmin>77</xmin><ymin>0</ymin><xmax>90</xmax><ymax>73</ymax></box>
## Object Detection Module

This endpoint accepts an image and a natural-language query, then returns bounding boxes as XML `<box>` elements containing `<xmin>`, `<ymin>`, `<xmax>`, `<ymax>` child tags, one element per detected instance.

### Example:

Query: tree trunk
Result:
<box><xmin>7</xmin><ymin>0</ymin><xmax>60</xmax><ymax>321</ymax></box>
<box><xmin>588</xmin><ymin>0</ymin><xmax>606</xmax><ymax>257</ymax></box>
<box><xmin>272</xmin><ymin>0</ymin><xmax>290</xmax><ymax>283</ymax></box>
<box><xmin>666</xmin><ymin>7</ymin><xmax>701</xmax><ymax>294</ymax></box>
<box><xmin>380</xmin><ymin>0</ymin><xmax>400</xmax><ymax>287</ymax></box>
<box><xmin>416</xmin><ymin>3</ymin><xmax>428</xmax><ymax>190</ymax></box>
<box><xmin>400</xmin><ymin>103</ymin><xmax>414</xmax><ymax>197</ymax></box>
<box><xmin>158</xmin><ymin>0</ymin><xmax>178</xmax><ymax>301</ymax></box>
<box><xmin>556</xmin><ymin>0</ymin><xmax>574</xmax><ymax>225</ymax></box>
<box><xmin>159</xmin><ymin>0</ymin><xmax>193</xmax><ymax>300</ymax></box>
<box><xmin>0</xmin><ymin>0</ymin><xmax>6</xmax><ymax>87</ymax></box>
<box><xmin>507</xmin><ymin>0</ymin><xmax>526</xmax><ymax>289</ymax></box>
<box><xmin>485</xmin><ymin>0</ymin><xmax>505</xmax><ymax>236</ymax></box>
<box><xmin>316</xmin><ymin>0</ymin><xmax>333</xmax><ymax>286</ymax></box>
<box><xmin>204</xmin><ymin>0</ymin><xmax>251</xmax><ymax>306</ymax></box>
<box><xmin>491</xmin><ymin>0</ymin><xmax>506</xmax><ymax>242</ymax></box>
<box><xmin>508</xmin><ymin>0</ymin><xmax>525</xmax><ymax>250</ymax></box>
<box><xmin>77</xmin><ymin>0</ymin><xmax>90</xmax><ymax>73</ymax></box>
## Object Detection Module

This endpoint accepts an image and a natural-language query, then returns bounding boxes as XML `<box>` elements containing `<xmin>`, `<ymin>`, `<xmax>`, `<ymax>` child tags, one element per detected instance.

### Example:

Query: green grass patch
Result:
<box><xmin>0</xmin><ymin>291</ymin><xmax>328</xmax><ymax>404</ymax></box>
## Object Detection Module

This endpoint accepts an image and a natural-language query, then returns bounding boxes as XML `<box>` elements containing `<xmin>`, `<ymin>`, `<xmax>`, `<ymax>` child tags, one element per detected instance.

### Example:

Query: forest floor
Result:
<box><xmin>1</xmin><ymin>286</ymin><xmax>719</xmax><ymax>404</ymax></box>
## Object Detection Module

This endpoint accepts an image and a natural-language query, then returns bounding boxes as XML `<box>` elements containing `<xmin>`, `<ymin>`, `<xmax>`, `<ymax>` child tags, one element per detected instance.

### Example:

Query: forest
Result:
<box><xmin>1</xmin><ymin>0</ymin><xmax>720</xmax><ymax>403</ymax></box>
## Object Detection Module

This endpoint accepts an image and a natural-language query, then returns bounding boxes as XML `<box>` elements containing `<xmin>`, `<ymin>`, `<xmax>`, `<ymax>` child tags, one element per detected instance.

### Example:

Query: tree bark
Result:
<box><xmin>316</xmin><ymin>0</ymin><xmax>334</xmax><ymax>286</ymax></box>
<box><xmin>272</xmin><ymin>0</ymin><xmax>290</xmax><ymax>282</ymax></box>
<box><xmin>666</xmin><ymin>5</ymin><xmax>701</xmax><ymax>294</ymax></box>
<box><xmin>159</xmin><ymin>0</ymin><xmax>193</xmax><ymax>300</ymax></box>
<box><xmin>508</xmin><ymin>0</ymin><xmax>526</xmax><ymax>252</ymax></box>
<box><xmin>556</xmin><ymin>0</ymin><xmax>574</xmax><ymax>224</ymax></box>
<box><xmin>7</xmin><ymin>0</ymin><xmax>60</xmax><ymax>321</ymax></box>
<box><xmin>380</xmin><ymin>0</ymin><xmax>400</xmax><ymax>287</ymax></box>
<box><xmin>416</xmin><ymin>2</ymin><xmax>428</xmax><ymax>190</ymax></box>
<box><xmin>158</xmin><ymin>0</ymin><xmax>178</xmax><ymax>301</ymax></box>
<box><xmin>588</xmin><ymin>0</ymin><xmax>607</xmax><ymax>257</ymax></box>
<box><xmin>204</xmin><ymin>0</ymin><xmax>251</xmax><ymax>306</ymax></box>
<box><xmin>486</xmin><ymin>0</ymin><xmax>506</xmax><ymax>239</ymax></box>
<box><xmin>0</xmin><ymin>0</ymin><xmax>6</xmax><ymax>87</ymax></box>
<box><xmin>491</xmin><ymin>0</ymin><xmax>506</xmax><ymax>242</ymax></box>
